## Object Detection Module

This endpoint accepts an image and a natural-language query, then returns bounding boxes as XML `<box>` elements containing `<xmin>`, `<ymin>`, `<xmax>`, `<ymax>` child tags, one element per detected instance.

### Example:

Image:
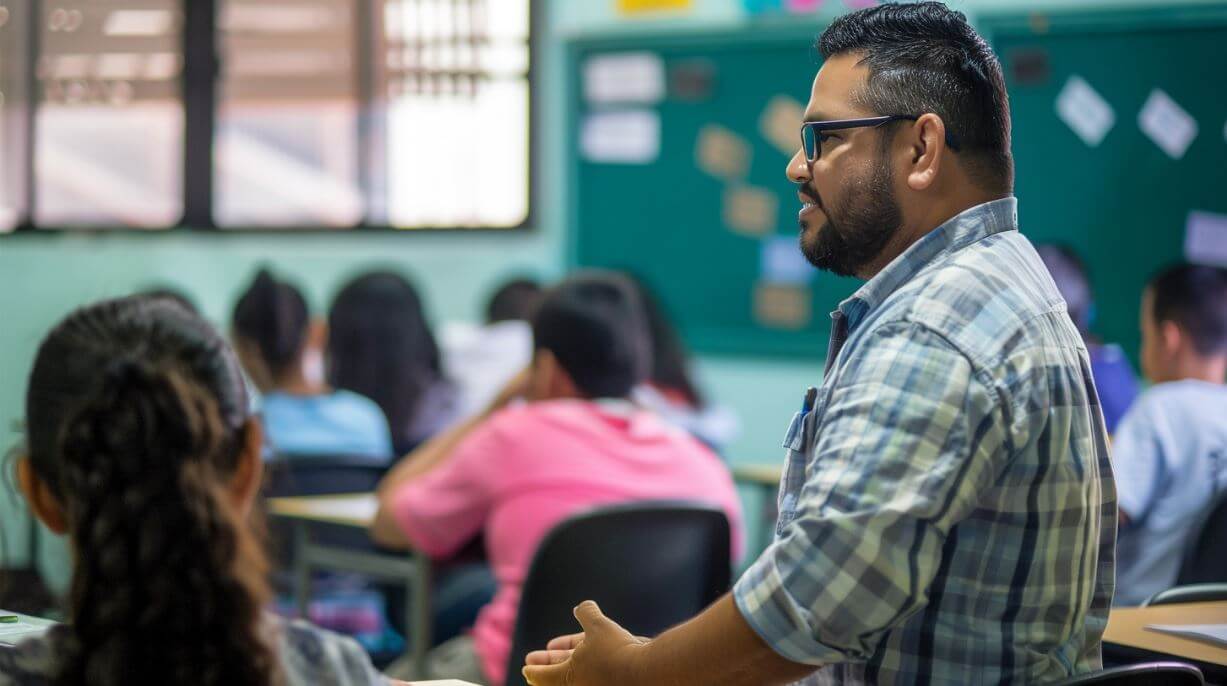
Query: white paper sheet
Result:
<box><xmin>580</xmin><ymin>110</ymin><xmax>661</xmax><ymax>164</ymax></box>
<box><xmin>0</xmin><ymin>615</ymin><xmax>54</xmax><ymax>647</ymax></box>
<box><xmin>1055</xmin><ymin>75</ymin><xmax>1115</xmax><ymax>147</ymax></box>
<box><xmin>1186</xmin><ymin>210</ymin><xmax>1227</xmax><ymax>267</ymax></box>
<box><xmin>1145</xmin><ymin>623</ymin><xmax>1227</xmax><ymax>647</ymax></box>
<box><xmin>1138</xmin><ymin>89</ymin><xmax>1198</xmax><ymax>160</ymax></box>
<box><xmin>583</xmin><ymin>52</ymin><xmax>666</xmax><ymax>105</ymax></box>
<box><xmin>315</xmin><ymin>494</ymin><xmax>379</xmax><ymax>523</ymax></box>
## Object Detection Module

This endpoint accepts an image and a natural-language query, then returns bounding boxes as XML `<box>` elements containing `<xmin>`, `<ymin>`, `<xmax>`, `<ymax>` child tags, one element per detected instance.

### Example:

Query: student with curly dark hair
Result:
<box><xmin>4</xmin><ymin>295</ymin><xmax>399</xmax><ymax>685</ymax></box>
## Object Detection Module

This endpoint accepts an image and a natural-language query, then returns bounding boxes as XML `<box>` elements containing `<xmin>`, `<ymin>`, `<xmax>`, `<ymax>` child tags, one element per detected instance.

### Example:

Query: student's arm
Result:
<box><xmin>371</xmin><ymin>369</ymin><xmax>530</xmax><ymax>549</ymax></box>
<box><xmin>523</xmin><ymin>596</ymin><xmax>817</xmax><ymax>686</ymax></box>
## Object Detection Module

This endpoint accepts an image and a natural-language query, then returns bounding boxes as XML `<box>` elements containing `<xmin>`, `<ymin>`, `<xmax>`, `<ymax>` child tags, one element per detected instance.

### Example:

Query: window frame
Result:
<box><xmin>6</xmin><ymin>0</ymin><xmax>539</xmax><ymax>235</ymax></box>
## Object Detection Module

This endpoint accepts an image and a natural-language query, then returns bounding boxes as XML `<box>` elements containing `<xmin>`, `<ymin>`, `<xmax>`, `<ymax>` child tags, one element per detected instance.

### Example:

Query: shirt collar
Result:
<box><xmin>838</xmin><ymin>197</ymin><xmax>1019</xmax><ymax>331</ymax></box>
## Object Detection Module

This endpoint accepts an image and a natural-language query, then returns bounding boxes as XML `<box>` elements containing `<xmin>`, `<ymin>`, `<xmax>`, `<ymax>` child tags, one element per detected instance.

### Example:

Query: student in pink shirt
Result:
<box><xmin>371</xmin><ymin>272</ymin><xmax>744</xmax><ymax>685</ymax></box>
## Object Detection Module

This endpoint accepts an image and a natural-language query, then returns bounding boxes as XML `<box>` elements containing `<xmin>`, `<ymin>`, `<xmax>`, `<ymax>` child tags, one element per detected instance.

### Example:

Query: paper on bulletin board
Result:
<box><xmin>581</xmin><ymin>110</ymin><xmax>661</xmax><ymax>164</ymax></box>
<box><xmin>1055</xmin><ymin>75</ymin><xmax>1114</xmax><ymax>147</ymax></box>
<box><xmin>696</xmin><ymin>124</ymin><xmax>751</xmax><ymax>180</ymax></box>
<box><xmin>723</xmin><ymin>186</ymin><xmax>777</xmax><ymax>236</ymax></box>
<box><xmin>759</xmin><ymin>95</ymin><xmax>806</xmax><ymax>157</ymax></box>
<box><xmin>760</xmin><ymin>235</ymin><xmax>813</xmax><ymax>285</ymax></box>
<box><xmin>754</xmin><ymin>282</ymin><xmax>811</xmax><ymax>329</ymax></box>
<box><xmin>617</xmin><ymin>0</ymin><xmax>693</xmax><ymax>15</ymax></box>
<box><xmin>1185</xmin><ymin>210</ymin><xmax>1227</xmax><ymax>268</ymax></box>
<box><xmin>583</xmin><ymin>52</ymin><xmax>666</xmax><ymax>105</ymax></box>
<box><xmin>1138</xmin><ymin>89</ymin><xmax>1198</xmax><ymax>160</ymax></box>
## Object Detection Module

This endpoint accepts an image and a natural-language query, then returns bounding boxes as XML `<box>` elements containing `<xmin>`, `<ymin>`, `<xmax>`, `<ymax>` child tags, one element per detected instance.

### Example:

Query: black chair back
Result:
<box><xmin>1055</xmin><ymin>662</ymin><xmax>1204</xmax><ymax>685</ymax></box>
<box><xmin>503</xmin><ymin>502</ymin><xmax>731</xmax><ymax>686</ymax></box>
<box><xmin>1143</xmin><ymin>583</ymin><xmax>1227</xmax><ymax>607</ymax></box>
<box><xmin>1176</xmin><ymin>492</ymin><xmax>1227</xmax><ymax>585</ymax></box>
<box><xmin>261</xmin><ymin>454</ymin><xmax>391</xmax><ymax>571</ymax></box>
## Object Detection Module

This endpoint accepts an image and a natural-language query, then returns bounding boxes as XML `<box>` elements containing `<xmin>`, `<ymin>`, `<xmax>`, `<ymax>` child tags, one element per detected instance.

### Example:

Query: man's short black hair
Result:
<box><xmin>486</xmin><ymin>277</ymin><xmax>543</xmax><ymax>324</ymax></box>
<box><xmin>531</xmin><ymin>272</ymin><xmax>650</xmax><ymax>399</ymax></box>
<box><xmin>818</xmin><ymin>1</ymin><xmax>1013</xmax><ymax>193</ymax></box>
<box><xmin>1148</xmin><ymin>262</ymin><xmax>1227</xmax><ymax>357</ymax></box>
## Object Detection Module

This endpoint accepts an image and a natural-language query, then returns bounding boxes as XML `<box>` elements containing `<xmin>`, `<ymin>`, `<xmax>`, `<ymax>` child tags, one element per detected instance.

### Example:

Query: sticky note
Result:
<box><xmin>581</xmin><ymin>110</ymin><xmax>661</xmax><ymax>165</ymax></box>
<box><xmin>759</xmin><ymin>95</ymin><xmax>806</xmax><ymax>157</ymax></box>
<box><xmin>1055</xmin><ymin>75</ymin><xmax>1114</xmax><ymax>147</ymax></box>
<box><xmin>754</xmin><ymin>282</ymin><xmax>811</xmax><ymax>329</ymax></box>
<box><xmin>723</xmin><ymin>186</ymin><xmax>777</xmax><ymax>236</ymax></box>
<box><xmin>583</xmin><ymin>52</ymin><xmax>666</xmax><ymax>105</ymax></box>
<box><xmin>696</xmin><ymin>124</ymin><xmax>751</xmax><ymax>180</ymax></box>
<box><xmin>1138</xmin><ymin>89</ymin><xmax>1198</xmax><ymax>160</ymax></box>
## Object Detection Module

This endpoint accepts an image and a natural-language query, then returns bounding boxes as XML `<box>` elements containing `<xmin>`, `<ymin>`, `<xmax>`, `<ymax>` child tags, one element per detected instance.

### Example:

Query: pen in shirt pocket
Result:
<box><xmin>800</xmin><ymin>386</ymin><xmax>818</xmax><ymax>450</ymax></box>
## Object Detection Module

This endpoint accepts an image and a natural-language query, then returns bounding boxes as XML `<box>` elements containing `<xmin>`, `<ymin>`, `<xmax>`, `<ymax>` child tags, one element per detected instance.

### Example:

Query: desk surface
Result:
<box><xmin>1104</xmin><ymin>601</ymin><xmax>1227</xmax><ymax>667</ymax></box>
<box><xmin>267</xmin><ymin>493</ymin><xmax>377</xmax><ymax>528</ymax></box>
<box><xmin>733</xmin><ymin>464</ymin><xmax>782</xmax><ymax>487</ymax></box>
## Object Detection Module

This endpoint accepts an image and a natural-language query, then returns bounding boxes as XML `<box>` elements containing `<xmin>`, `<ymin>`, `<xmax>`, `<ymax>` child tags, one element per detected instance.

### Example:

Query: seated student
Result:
<box><xmin>370</xmin><ymin>272</ymin><xmax>744</xmax><ymax>686</ymax></box>
<box><xmin>329</xmin><ymin>271</ymin><xmax>461</xmax><ymax>456</ymax></box>
<box><xmin>1036</xmin><ymin>244</ymin><xmax>1141</xmax><ymax>433</ymax></box>
<box><xmin>232</xmin><ymin>268</ymin><xmax>392</xmax><ymax>459</ymax></box>
<box><xmin>627</xmin><ymin>276</ymin><xmax>739</xmax><ymax>452</ymax></box>
<box><xmin>6</xmin><ymin>295</ymin><xmax>400</xmax><ymax>685</ymax></box>
<box><xmin>1113</xmin><ymin>263</ymin><xmax>1227</xmax><ymax>606</ymax></box>
<box><xmin>440</xmin><ymin>278</ymin><xmax>542</xmax><ymax>420</ymax></box>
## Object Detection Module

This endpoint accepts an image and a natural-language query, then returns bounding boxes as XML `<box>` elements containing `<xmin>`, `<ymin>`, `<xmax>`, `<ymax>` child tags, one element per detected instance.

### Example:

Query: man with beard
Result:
<box><xmin>522</xmin><ymin>3</ymin><xmax>1116</xmax><ymax>685</ymax></box>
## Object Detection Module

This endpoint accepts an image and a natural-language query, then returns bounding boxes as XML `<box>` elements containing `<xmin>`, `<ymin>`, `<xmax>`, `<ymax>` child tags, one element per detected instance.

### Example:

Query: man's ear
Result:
<box><xmin>227</xmin><ymin>418</ymin><xmax>265</xmax><ymax>515</ymax></box>
<box><xmin>17</xmin><ymin>457</ymin><xmax>69</xmax><ymax>534</ymax></box>
<box><xmin>904</xmin><ymin>113</ymin><xmax>948</xmax><ymax>192</ymax></box>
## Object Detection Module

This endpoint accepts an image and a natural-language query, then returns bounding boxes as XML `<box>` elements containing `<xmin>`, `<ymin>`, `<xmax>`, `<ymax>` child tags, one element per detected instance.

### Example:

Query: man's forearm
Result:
<box><xmin>635</xmin><ymin>594</ymin><xmax>819</xmax><ymax>686</ymax></box>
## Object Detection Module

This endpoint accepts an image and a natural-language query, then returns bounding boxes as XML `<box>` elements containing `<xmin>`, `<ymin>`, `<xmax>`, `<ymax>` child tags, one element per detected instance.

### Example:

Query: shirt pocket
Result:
<box><xmin>775</xmin><ymin>409</ymin><xmax>819</xmax><ymax>537</ymax></box>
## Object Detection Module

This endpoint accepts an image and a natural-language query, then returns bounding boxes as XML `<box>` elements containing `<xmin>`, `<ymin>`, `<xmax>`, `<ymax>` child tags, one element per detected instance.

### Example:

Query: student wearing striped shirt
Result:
<box><xmin>523</xmin><ymin>3</ymin><xmax>1115</xmax><ymax>685</ymax></box>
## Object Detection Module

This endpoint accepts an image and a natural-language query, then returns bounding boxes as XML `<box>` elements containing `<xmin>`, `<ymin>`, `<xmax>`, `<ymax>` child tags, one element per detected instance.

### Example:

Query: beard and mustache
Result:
<box><xmin>798</xmin><ymin>153</ymin><xmax>902</xmax><ymax>279</ymax></box>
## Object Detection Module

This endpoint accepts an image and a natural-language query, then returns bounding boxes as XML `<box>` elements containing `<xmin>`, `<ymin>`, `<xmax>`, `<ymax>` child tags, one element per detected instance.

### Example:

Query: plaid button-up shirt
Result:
<box><xmin>734</xmin><ymin>198</ymin><xmax>1116</xmax><ymax>685</ymax></box>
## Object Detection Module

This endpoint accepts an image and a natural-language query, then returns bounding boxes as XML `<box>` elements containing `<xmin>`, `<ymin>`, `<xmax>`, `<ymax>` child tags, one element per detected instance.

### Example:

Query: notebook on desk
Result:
<box><xmin>1146</xmin><ymin>624</ymin><xmax>1227</xmax><ymax>649</ymax></box>
<box><xmin>0</xmin><ymin>611</ymin><xmax>54</xmax><ymax>648</ymax></box>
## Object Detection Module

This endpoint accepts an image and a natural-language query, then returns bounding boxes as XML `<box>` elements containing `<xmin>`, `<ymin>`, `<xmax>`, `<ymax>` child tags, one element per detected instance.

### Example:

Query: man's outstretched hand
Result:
<box><xmin>521</xmin><ymin>601</ymin><xmax>648</xmax><ymax>686</ymax></box>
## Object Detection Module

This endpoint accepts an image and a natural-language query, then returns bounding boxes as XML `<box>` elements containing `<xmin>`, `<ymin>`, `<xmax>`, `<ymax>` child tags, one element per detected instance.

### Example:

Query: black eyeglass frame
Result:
<box><xmin>800</xmin><ymin>115</ymin><xmax>961</xmax><ymax>162</ymax></box>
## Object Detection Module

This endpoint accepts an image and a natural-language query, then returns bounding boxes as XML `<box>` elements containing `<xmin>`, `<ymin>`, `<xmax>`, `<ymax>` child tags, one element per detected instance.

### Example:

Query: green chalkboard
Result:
<box><xmin>983</xmin><ymin>5</ymin><xmax>1227</xmax><ymax>367</ymax></box>
<box><xmin>568</xmin><ymin>8</ymin><xmax>1227</xmax><ymax>361</ymax></box>
<box><xmin>568</xmin><ymin>27</ymin><xmax>857</xmax><ymax>358</ymax></box>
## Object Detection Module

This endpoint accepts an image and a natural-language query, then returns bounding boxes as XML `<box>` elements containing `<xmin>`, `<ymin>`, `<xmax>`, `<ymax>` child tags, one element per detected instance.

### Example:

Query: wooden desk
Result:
<box><xmin>1105</xmin><ymin>602</ymin><xmax>1227</xmax><ymax>682</ymax></box>
<box><xmin>267</xmin><ymin>493</ymin><xmax>431</xmax><ymax>676</ymax></box>
<box><xmin>732</xmin><ymin>464</ymin><xmax>782</xmax><ymax>488</ymax></box>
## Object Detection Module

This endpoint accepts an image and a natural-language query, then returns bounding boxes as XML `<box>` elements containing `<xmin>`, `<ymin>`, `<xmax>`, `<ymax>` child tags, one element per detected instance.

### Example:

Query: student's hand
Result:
<box><xmin>522</xmin><ymin>601</ymin><xmax>649</xmax><ymax>686</ymax></box>
<box><xmin>487</xmin><ymin>367</ymin><xmax>531</xmax><ymax>415</ymax></box>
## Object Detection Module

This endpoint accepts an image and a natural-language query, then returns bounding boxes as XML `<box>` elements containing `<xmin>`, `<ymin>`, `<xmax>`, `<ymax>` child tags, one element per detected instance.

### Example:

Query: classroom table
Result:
<box><xmin>1104</xmin><ymin>601</ymin><xmax>1227</xmax><ymax>683</ymax></box>
<box><xmin>267</xmin><ymin>493</ymin><xmax>432</xmax><ymax>676</ymax></box>
<box><xmin>733</xmin><ymin>463</ymin><xmax>782</xmax><ymax>549</ymax></box>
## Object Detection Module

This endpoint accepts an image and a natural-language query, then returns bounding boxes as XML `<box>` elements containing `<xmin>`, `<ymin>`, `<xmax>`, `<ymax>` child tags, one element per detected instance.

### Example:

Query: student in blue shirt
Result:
<box><xmin>1113</xmin><ymin>262</ymin><xmax>1227</xmax><ymax>606</ymax></box>
<box><xmin>1036</xmin><ymin>244</ymin><xmax>1141</xmax><ymax>434</ymax></box>
<box><xmin>231</xmin><ymin>269</ymin><xmax>392</xmax><ymax>460</ymax></box>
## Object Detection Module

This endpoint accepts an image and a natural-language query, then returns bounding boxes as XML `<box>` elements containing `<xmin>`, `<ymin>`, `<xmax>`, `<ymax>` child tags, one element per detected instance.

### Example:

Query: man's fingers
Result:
<box><xmin>546</xmin><ymin>632</ymin><xmax>586</xmax><ymax>651</ymax></box>
<box><xmin>525</xmin><ymin>648</ymin><xmax>574</xmax><ymax>666</ymax></box>
<box><xmin>522</xmin><ymin>662</ymin><xmax>569</xmax><ymax>686</ymax></box>
<box><xmin>573</xmin><ymin>600</ymin><xmax>614</xmax><ymax>633</ymax></box>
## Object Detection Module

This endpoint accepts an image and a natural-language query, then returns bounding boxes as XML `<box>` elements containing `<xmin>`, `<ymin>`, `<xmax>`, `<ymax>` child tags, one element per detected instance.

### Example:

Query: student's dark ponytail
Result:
<box><xmin>232</xmin><ymin>268</ymin><xmax>310</xmax><ymax>384</ymax></box>
<box><xmin>25</xmin><ymin>297</ymin><xmax>278</xmax><ymax>686</ymax></box>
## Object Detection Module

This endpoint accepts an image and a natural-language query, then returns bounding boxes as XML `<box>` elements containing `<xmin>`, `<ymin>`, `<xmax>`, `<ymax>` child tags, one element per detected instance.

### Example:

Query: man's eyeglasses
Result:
<box><xmin>800</xmin><ymin>115</ymin><xmax>961</xmax><ymax>163</ymax></box>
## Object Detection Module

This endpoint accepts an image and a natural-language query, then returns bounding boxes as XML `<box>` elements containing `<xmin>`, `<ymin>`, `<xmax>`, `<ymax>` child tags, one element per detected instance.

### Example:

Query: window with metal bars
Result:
<box><xmin>0</xmin><ymin>0</ymin><xmax>534</xmax><ymax>232</ymax></box>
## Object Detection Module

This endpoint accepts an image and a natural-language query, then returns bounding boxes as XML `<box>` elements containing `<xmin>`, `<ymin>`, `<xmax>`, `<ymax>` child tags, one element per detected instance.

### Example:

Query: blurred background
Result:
<box><xmin>2</xmin><ymin>0</ymin><xmax>1225</xmax><ymax>601</ymax></box>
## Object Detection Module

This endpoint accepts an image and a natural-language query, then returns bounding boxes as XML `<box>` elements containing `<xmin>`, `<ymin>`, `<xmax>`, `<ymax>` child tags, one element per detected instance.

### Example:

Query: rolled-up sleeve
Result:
<box><xmin>734</xmin><ymin>321</ymin><xmax>1008</xmax><ymax>666</ymax></box>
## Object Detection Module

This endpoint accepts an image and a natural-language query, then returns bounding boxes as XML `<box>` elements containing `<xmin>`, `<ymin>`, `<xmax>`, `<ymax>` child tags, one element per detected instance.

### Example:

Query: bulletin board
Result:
<box><xmin>568</xmin><ymin>8</ymin><xmax>1227</xmax><ymax>361</ymax></box>
<box><xmin>567</xmin><ymin>27</ymin><xmax>858</xmax><ymax>359</ymax></box>
<box><xmin>981</xmin><ymin>6</ymin><xmax>1227</xmax><ymax>366</ymax></box>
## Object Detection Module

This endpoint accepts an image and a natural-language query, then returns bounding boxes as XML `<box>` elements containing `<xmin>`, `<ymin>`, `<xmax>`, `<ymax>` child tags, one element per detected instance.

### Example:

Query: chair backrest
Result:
<box><xmin>1176</xmin><ymin>491</ymin><xmax>1227</xmax><ymax>585</ymax></box>
<box><xmin>261</xmin><ymin>454</ymin><xmax>391</xmax><ymax>570</ymax></box>
<box><xmin>261</xmin><ymin>454</ymin><xmax>391</xmax><ymax>498</ymax></box>
<box><xmin>1143</xmin><ymin>583</ymin><xmax>1227</xmax><ymax>607</ymax></box>
<box><xmin>1055</xmin><ymin>662</ymin><xmax>1204</xmax><ymax>685</ymax></box>
<box><xmin>503</xmin><ymin>502</ymin><xmax>732</xmax><ymax>686</ymax></box>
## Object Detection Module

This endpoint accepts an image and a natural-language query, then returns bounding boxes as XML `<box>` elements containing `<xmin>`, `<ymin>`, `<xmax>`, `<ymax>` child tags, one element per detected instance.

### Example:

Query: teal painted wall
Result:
<box><xmin>5</xmin><ymin>0</ymin><xmax>1225</xmax><ymax>585</ymax></box>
